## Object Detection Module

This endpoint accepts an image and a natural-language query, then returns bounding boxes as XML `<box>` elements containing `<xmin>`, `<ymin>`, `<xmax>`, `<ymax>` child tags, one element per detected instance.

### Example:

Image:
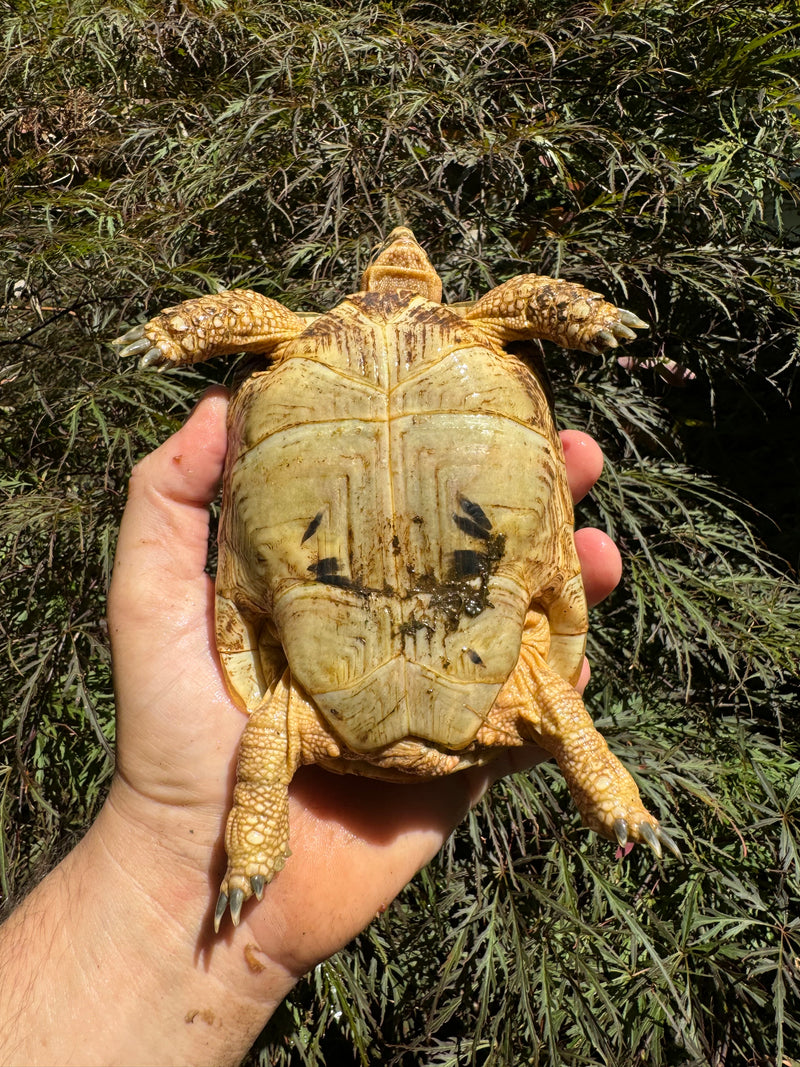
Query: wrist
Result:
<box><xmin>0</xmin><ymin>784</ymin><xmax>297</xmax><ymax>1067</ymax></box>
<box><xmin>95</xmin><ymin>783</ymin><xmax>300</xmax><ymax>1053</ymax></box>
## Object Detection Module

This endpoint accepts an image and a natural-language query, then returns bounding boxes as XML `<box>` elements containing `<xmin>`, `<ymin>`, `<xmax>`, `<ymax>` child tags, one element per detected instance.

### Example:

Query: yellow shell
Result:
<box><xmin>217</xmin><ymin>289</ymin><xmax>585</xmax><ymax>752</ymax></box>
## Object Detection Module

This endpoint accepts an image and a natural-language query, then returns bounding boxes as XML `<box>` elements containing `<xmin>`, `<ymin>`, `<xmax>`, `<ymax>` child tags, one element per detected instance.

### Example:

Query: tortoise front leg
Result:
<box><xmin>115</xmin><ymin>289</ymin><xmax>307</xmax><ymax>368</ymax></box>
<box><xmin>462</xmin><ymin>274</ymin><xmax>647</xmax><ymax>355</ymax></box>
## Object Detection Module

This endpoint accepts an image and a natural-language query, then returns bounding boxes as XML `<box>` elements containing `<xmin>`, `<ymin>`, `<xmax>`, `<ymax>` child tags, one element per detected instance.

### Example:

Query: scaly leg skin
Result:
<box><xmin>215</xmin><ymin>675</ymin><xmax>301</xmax><ymax>932</ymax></box>
<box><xmin>492</xmin><ymin>625</ymin><xmax>679</xmax><ymax>857</ymax></box>
<box><xmin>114</xmin><ymin>290</ymin><xmax>306</xmax><ymax>369</ymax></box>
<box><xmin>215</xmin><ymin>670</ymin><xmax>348</xmax><ymax>931</ymax></box>
<box><xmin>464</xmin><ymin>274</ymin><xmax>648</xmax><ymax>355</ymax></box>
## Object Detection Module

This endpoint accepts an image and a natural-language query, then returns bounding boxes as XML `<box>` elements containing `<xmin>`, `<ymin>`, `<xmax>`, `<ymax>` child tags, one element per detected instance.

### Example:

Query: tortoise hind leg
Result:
<box><xmin>216</xmin><ymin>672</ymin><xmax>300</xmax><ymax>931</ymax></box>
<box><xmin>491</xmin><ymin>612</ymin><xmax>679</xmax><ymax>856</ymax></box>
<box><xmin>216</xmin><ymin>669</ymin><xmax>345</xmax><ymax>930</ymax></box>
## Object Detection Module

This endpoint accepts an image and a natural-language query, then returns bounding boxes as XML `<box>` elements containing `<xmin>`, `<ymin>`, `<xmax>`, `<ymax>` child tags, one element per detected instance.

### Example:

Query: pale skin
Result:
<box><xmin>0</xmin><ymin>390</ymin><xmax>621</xmax><ymax>1067</ymax></box>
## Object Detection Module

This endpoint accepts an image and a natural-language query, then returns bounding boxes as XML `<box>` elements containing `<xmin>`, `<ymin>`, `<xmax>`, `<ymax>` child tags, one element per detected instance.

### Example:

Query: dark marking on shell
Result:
<box><xmin>308</xmin><ymin>557</ymin><xmax>394</xmax><ymax>600</ymax></box>
<box><xmin>466</xmin><ymin>648</ymin><xmax>484</xmax><ymax>666</ymax></box>
<box><xmin>308</xmin><ymin>557</ymin><xmax>354</xmax><ymax>589</ymax></box>
<box><xmin>452</xmin><ymin>549</ymin><xmax>487</xmax><ymax>579</ymax></box>
<box><xmin>301</xmin><ymin>511</ymin><xmax>324</xmax><ymax>544</ymax></box>
<box><xmin>453</xmin><ymin>495</ymin><xmax>492</xmax><ymax>540</ymax></box>
<box><xmin>350</xmin><ymin>291</ymin><xmax>411</xmax><ymax>318</ymax></box>
<box><xmin>398</xmin><ymin>616</ymin><xmax>433</xmax><ymax>638</ymax></box>
<box><xmin>413</xmin><ymin>303</ymin><xmax>465</xmax><ymax>329</ymax></box>
<box><xmin>453</xmin><ymin>514</ymin><xmax>491</xmax><ymax>540</ymax></box>
<box><xmin>401</xmin><ymin>530</ymin><xmax>506</xmax><ymax>633</ymax></box>
<box><xmin>457</xmin><ymin>496</ymin><xmax>491</xmax><ymax>534</ymax></box>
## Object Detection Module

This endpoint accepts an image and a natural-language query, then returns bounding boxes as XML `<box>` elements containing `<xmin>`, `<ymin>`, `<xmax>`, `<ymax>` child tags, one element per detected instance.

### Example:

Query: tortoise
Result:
<box><xmin>115</xmin><ymin>227</ymin><xmax>678</xmax><ymax>931</ymax></box>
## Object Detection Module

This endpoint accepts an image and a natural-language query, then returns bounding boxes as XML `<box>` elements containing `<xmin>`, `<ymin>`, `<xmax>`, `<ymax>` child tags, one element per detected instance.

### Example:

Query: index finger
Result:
<box><xmin>560</xmin><ymin>430</ymin><xmax>604</xmax><ymax>504</ymax></box>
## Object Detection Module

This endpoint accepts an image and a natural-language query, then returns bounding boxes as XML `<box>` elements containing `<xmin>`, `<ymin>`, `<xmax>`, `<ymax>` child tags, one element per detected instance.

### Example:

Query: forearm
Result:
<box><xmin>0</xmin><ymin>798</ymin><xmax>295</xmax><ymax>1067</ymax></box>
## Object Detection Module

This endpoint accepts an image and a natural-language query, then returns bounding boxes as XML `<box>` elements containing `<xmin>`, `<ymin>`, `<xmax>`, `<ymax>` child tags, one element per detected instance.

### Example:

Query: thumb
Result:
<box><xmin>107</xmin><ymin>387</ymin><xmax>235</xmax><ymax>803</ymax></box>
<box><xmin>108</xmin><ymin>387</ymin><xmax>229</xmax><ymax>638</ymax></box>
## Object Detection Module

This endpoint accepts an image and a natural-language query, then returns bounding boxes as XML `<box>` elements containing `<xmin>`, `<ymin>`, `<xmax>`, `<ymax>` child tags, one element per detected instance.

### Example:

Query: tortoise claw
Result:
<box><xmin>213</xmin><ymin>886</ymin><xmax>246</xmax><ymax>931</ymax></box>
<box><xmin>229</xmin><ymin>887</ymin><xmax>244</xmax><ymax>927</ymax></box>
<box><xmin>613</xmin><ymin>819</ymin><xmax>680</xmax><ymax>861</ymax></box>
<box><xmin>585</xmin><ymin>308</ymin><xmax>647</xmax><ymax>356</ymax></box>
<box><xmin>613</xmin><ymin>818</ymin><xmax>629</xmax><ymax>847</ymax></box>
<box><xmin>113</xmin><ymin>324</ymin><xmax>171</xmax><ymax>368</ymax></box>
<box><xmin>213</xmin><ymin>891</ymin><xmax>228</xmax><ymax>933</ymax></box>
<box><xmin>619</xmin><ymin>309</ymin><xmax>648</xmax><ymax>330</ymax></box>
<box><xmin>591</xmin><ymin>314</ymin><xmax>646</xmax><ymax>355</ymax></box>
<box><xmin>656</xmin><ymin>826</ymin><xmax>682</xmax><ymax>859</ymax></box>
<box><xmin>639</xmin><ymin>821</ymin><xmax>662</xmax><ymax>858</ymax></box>
<box><xmin>611</xmin><ymin>322</ymin><xmax>638</xmax><ymax>341</ymax></box>
<box><xmin>596</xmin><ymin>329</ymin><xmax>620</xmax><ymax>350</ymax></box>
<box><xmin>139</xmin><ymin>347</ymin><xmax>170</xmax><ymax>369</ymax></box>
<box><xmin>113</xmin><ymin>323</ymin><xmax>146</xmax><ymax>345</ymax></box>
<box><xmin>116</xmin><ymin>335</ymin><xmax>152</xmax><ymax>357</ymax></box>
<box><xmin>250</xmin><ymin>875</ymin><xmax>265</xmax><ymax>901</ymax></box>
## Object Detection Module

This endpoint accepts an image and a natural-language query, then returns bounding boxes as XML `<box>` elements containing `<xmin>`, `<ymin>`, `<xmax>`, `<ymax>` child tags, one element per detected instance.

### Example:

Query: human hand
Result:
<box><xmin>102</xmin><ymin>386</ymin><xmax>621</xmax><ymax>1021</ymax></box>
<box><xmin>0</xmin><ymin>389</ymin><xmax>620</xmax><ymax>1067</ymax></box>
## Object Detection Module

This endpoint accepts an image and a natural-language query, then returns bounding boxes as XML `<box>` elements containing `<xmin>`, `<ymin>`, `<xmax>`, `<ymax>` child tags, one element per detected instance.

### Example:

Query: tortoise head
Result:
<box><xmin>360</xmin><ymin>227</ymin><xmax>443</xmax><ymax>302</ymax></box>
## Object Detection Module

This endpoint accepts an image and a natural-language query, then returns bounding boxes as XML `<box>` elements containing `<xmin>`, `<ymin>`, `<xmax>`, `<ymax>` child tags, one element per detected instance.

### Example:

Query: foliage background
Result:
<box><xmin>2</xmin><ymin>0</ymin><xmax>799</xmax><ymax>1064</ymax></box>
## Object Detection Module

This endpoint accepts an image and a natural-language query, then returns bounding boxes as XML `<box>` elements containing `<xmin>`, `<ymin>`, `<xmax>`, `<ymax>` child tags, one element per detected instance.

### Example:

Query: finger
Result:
<box><xmin>108</xmin><ymin>388</ymin><xmax>237</xmax><ymax>801</ymax></box>
<box><xmin>574</xmin><ymin>527</ymin><xmax>623</xmax><ymax>608</ymax></box>
<box><xmin>109</xmin><ymin>388</ymin><xmax>229</xmax><ymax>619</ymax></box>
<box><xmin>559</xmin><ymin>430</ymin><xmax>621</xmax><ymax>604</ymax></box>
<box><xmin>573</xmin><ymin>526</ymin><xmax>623</xmax><ymax>695</ymax></box>
<box><xmin>576</xmin><ymin>658</ymin><xmax>591</xmax><ymax>693</ymax></box>
<box><xmin>560</xmin><ymin>430</ymin><xmax>604</xmax><ymax>504</ymax></box>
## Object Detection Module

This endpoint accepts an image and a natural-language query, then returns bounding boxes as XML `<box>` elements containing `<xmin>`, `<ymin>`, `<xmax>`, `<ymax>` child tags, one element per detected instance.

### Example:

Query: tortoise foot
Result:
<box><xmin>574</xmin><ymin>772</ymin><xmax>681</xmax><ymax>860</ymax></box>
<box><xmin>215</xmin><ymin>781</ymin><xmax>292</xmax><ymax>931</ymax></box>
<box><xmin>576</xmin><ymin>775</ymin><xmax>681</xmax><ymax>859</ymax></box>
<box><xmin>115</xmin><ymin>290</ymin><xmax>307</xmax><ymax>370</ymax></box>
<box><xmin>464</xmin><ymin>274</ymin><xmax>648</xmax><ymax>356</ymax></box>
<box><xmin>113</xmin><ymin>322</ymin><xmax>175</xmax><ymax>368</ymax></box>
<box><xmin>613</xmin><ymin>816</ymin><xmax>681</xmax><ymax>859</ymax></box>
<box><xmin>508</xmin><ymin>646</ymin><xmax>679</xmax><ymax>863</ymax></box>
<box><xmin>114</xmin><ymin>305</ymin><xmax>208</xmax><ymax>369</ymax></box>
<box><xmin>215</xmin><ymin>850</ymin><xmax>291</xmax><ymax>932</ymax></box>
